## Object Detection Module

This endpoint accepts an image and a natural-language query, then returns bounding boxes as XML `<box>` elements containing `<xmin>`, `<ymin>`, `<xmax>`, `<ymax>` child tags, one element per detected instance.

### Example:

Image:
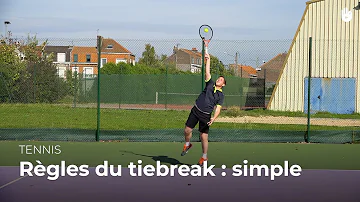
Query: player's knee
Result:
<box><xmin>200</xmin><ymin>133</ymin><xmax>208</xmax><ymax>141</ymax></box>
<box><xmin>184</xmin><ymin>126</ymin><xmax>192</xmax><ymax>135</ymax></box>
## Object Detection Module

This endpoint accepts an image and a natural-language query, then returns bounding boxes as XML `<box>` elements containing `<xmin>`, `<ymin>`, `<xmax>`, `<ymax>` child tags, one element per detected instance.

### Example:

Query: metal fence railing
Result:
<box><xmin>0</xmin><ymin>36</ymin><xmax>359</xmax><ymax>144</ymax></box>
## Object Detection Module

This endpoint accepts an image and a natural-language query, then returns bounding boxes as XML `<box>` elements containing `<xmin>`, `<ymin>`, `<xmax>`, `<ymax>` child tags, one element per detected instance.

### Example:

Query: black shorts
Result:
<box><xmin>185</xmin><ymin>106</ymin><xmax>211</xmax><ymax>133</ymax></box>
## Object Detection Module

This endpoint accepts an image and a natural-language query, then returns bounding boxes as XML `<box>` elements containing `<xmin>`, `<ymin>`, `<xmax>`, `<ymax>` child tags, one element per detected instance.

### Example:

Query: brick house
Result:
<box><xmin>42</xmin><ymin>46</ymin><xmax>73</xmax><ymax>78</ymax></box>
<box><xmin>165</xmin><ymin>46</ymin><xmax>202</xmax><ymax>73</ymax></box>
<box><xmin>70</xmin><ymin>38</ymin><xmax>135</xmax><ymax>77</ymax></box>
<box><xmin>70</xmin><ymin>46</ymin><xmax>98</xmax><ymax>78</ymax></box>
<box><xmin>100</xmin><ymin>38</ymin><xmax>135</xmax><ymax>68</ymax></box>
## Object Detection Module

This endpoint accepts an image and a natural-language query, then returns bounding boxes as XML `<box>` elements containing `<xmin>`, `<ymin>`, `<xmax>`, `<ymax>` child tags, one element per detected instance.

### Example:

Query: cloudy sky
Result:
<box><xmin>1</xmin><ymin>0</ymin><xmax>308</xmax><ymax>40</ymax></box>
<box><xmin>0</xmin><ymin>0</ymin><xmax>310</xmax><ymax>65</ymax></box>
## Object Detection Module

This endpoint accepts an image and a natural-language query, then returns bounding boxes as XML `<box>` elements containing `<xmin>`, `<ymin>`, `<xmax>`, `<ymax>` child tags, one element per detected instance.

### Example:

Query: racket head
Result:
<box><xmin>199</xmin><ymin>24</ymin><xmax>213</xmax><ymax>41</ymax></box>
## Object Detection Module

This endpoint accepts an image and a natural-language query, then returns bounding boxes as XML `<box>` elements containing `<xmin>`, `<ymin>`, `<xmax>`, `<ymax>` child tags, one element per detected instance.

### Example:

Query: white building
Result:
<box><xmin>268</xmin><ymin>0</ymin><xmax>360</xmax><ymax>114</ymax></box>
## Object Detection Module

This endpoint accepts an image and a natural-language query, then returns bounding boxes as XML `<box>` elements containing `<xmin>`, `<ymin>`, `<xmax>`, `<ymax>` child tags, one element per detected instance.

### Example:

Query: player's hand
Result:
<box><xmin>207</xmin><ymin>118</ymin><xmax>214</xmax><ymax>126</ymax></box>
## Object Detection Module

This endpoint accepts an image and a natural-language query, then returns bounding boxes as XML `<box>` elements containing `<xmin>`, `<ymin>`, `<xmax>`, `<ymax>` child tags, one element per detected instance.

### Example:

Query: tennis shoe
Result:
<box><xmin>181</xmin><ymin>143</ymin><xmax>192</xmax><ymax>156</ymax></box>
<box><xmin>198</xmin><ymin>157</ymin><xmax>208</xmax><ymax>167</ymax></box>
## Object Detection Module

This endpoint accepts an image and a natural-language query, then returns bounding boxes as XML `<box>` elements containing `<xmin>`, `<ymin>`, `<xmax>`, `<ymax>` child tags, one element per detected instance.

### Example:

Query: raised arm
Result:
<box><xmin>205</xmin><ymin>53</ymin><xmax>211</xmax><ymax>81</ymax></box>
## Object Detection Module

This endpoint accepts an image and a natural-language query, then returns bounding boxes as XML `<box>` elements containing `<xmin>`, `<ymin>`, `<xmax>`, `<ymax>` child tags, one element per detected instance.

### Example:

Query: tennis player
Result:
<box><xmin>181</xmin><ymin>52</ymin><xmax>226</xmax><ymax>166</ymax></box>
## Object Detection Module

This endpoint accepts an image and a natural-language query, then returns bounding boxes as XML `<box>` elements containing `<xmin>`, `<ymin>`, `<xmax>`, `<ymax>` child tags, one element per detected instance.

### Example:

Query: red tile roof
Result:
<box><xmin>101</xmin><ymin>38</ymin><xmax>131</xmax><ymax>53</ymax></box>
<box><xmin>180</xmin><ymin>48</ymin><xmax>202</xmax><ymax>57</ymax></box>
<box><xmin>230</xmin><ymin>64</ymin><xmax>257</xmax><ymax>75</ymax></box>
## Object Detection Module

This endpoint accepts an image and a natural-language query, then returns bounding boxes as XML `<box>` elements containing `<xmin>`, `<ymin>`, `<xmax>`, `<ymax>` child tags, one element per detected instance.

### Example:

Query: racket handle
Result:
<box><xmin>205</xmin><ymin>46</ymin><xmax>208</xmax><ymax>55</ymax></box>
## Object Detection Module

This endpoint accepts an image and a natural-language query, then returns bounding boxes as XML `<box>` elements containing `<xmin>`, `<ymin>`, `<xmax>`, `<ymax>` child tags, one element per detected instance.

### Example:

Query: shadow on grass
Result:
<box><xmin>119</xmin><ymin>150</ymin><xmax>191</xmax><ymax>166</ymax></box>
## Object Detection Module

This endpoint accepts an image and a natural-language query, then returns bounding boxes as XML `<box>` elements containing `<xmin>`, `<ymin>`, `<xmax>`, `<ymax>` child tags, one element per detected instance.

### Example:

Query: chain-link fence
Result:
<box><xmin>0</xmin><ymin>37</ymin><xmax>359</xmax><ymax>144</ymax></box>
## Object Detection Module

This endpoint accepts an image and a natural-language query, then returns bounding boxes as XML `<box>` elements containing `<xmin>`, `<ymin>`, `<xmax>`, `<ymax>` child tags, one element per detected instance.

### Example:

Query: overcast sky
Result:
<box><xmin>1</xmin><ymin>0</ymin><xmax>308</xmax><ymax>40</ymax></box>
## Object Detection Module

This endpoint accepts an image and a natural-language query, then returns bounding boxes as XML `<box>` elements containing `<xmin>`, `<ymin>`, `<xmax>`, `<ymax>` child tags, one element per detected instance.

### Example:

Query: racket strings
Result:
<box><xmin>199</xmin><ymin>25</ymin><xmax>213</xmax><ymax>41</ymax></box>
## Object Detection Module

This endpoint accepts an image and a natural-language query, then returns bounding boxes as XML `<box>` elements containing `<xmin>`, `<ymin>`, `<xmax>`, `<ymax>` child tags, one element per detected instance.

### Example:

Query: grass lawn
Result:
<box><xmin>0</xmin><ymin>104</ymin><xmax>357</xmax><ymax>131</ymax></box>
<box><xmin>1</xmin><ymin>141</ymin><xmax>359</xmax><ymax>170</ymax></box>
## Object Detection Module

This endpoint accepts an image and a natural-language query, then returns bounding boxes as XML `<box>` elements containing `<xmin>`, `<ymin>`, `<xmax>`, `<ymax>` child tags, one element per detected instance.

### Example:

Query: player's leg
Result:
<box><xmin>181</xmin><ymin>107</ymin><xmax>198</xmax><ymax>156</ymax></box>
<box><xmin>198</xmin><ymin>121</ymin><xmax>210</xmax><ymax>166</ymax></box>
<box><xmin>184</xmin><ymin>126</ymin><xmax>193</xmax><ymax>143</ymax></box>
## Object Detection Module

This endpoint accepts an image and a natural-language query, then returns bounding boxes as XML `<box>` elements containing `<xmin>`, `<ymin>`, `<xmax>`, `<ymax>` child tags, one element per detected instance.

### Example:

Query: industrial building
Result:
<box><xmin>268</xmin><ymin>0</ymin><xmax>360</xmax><ymax>114</ymax></box>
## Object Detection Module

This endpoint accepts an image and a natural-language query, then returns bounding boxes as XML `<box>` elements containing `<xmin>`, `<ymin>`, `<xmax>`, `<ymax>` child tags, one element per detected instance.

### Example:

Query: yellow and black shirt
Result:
<box><xmin>195</xmin><ymin>77</ymin><xmax>224</xmax><ymax>115</ymax></box>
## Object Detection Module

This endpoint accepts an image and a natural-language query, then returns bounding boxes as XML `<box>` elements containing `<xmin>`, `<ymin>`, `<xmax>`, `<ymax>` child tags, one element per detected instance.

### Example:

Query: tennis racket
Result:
<box><xmin>199</xmin><ymin>24</ymin><xmax>213</xmax><ymax>55</ymax></box>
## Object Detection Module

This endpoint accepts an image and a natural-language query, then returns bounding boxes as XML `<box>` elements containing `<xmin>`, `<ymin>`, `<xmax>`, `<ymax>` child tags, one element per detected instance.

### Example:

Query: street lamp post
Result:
<box><xmin>4</xmin><ymin>21</ymin><xmax>11</xmax><ymax>43</ymax></box>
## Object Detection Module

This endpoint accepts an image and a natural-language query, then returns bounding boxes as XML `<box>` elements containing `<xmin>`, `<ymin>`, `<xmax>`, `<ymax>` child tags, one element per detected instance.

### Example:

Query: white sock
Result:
<box><xmin>202</xmin><ymin>153</ymin><xmax>207</xmax><ymax>159</ymax></box>
<box><xmin>185</xmin><ymin>142</ymin><xmax>190</xmax><ymax>146</ymax></box>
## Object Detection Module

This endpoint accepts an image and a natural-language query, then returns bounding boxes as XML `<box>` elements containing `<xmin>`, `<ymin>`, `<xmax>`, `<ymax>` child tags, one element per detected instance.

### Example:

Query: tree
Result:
<box><xmin>138</xmin><ymin>44</ymin><xmax>160</xmax><ymax>67</ymax></box>
<box><xmin>0</xmin><ymin>34</ymin><xmax>68</xmax><ymax>103</ymax></box>
<box><xmin>208</xmin><ymin>55</ymin><xmax>234</xmax><ymax>76</ymax></box>
<box><xmin>0</xmin><ymin>35</ymin><xmax>27</xmax><ymax>102</ymax></box>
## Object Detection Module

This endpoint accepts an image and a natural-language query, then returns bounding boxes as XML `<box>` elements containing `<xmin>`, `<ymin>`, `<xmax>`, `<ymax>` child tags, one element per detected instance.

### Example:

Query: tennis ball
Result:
<box><xmin>204</xmin><ymin>28</ymin><xmax>209</xmax><ymax>33</ymax></box>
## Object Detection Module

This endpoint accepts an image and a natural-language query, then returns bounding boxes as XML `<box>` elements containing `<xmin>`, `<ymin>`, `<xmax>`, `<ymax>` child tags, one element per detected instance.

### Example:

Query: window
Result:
<box><xmin>116</xmin><ymin>59</ymin><xmax>127</xmax><ymax>64</ymax></box>
<box><xmin>101</xmin><ymin>58</ymin><xmax>107</xmax><ymax>68</ymax></box>
<box><xmin>83</xmin><ymin>67</ymin><xmax>93</xmax><ymax>78</ymax></box>
<box><xmin>73</xmin><ymin>54</ymin><xmax>78</xmax><ymax>62</ymax></box>
<box><xmin>57</xmin><ymin>67</ymin><xmax>66</xmax><ymax>78</ymax></box>
<box><xmin>192</xmin><ymin>57</ymin><xmax>195</xmax><ymax>64</ymax></box>
<box><xmin>107</xmin><ymin>45</ymin><xmax>113</xmax><ymax>49</ymax></box>
<box><xmin>72</xmin><ymin>67</ymin><xmax>79</xmax><ymax>75</ymax></box>
<box><xmin>86</xmin><ymin>54</ymin><xmax>91</xmax><ymax>62</ymax></box>
<box><xmin>57</xmin><ymin>53</ymin><xmax>66</xmax><ymax>63</ymax></box>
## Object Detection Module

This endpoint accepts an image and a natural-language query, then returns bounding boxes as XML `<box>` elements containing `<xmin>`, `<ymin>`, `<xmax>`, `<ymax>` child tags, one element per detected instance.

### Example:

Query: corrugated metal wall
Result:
<box><xmin>268</xmin><ymin>0</ymin><xmax>360</xmax><ymax>113</ymax></box>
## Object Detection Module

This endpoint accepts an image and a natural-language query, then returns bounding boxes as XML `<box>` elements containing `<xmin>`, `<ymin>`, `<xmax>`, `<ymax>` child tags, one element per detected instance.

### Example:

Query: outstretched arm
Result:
<box><xmin>207</xmin><ymin>105</ymin><xmax>221</xmax><ymax>126</ymax></box>
<box><xmin>205</xmin><ymin>53</ymin><xmax>211</xmax><ymax>81</ymax></box>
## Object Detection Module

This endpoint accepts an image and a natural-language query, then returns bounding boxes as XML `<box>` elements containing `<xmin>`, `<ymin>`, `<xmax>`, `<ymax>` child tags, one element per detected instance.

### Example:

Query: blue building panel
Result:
<box><xmin>304</xmin><ymin>78</ymin><xmax>356</xmax><ymax>114</ymax></box>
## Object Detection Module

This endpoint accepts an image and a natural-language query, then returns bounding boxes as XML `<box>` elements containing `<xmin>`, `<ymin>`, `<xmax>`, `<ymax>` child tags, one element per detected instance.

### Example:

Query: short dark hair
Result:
<box><xmin>219</xmin><ymin>75</ymin><xmax>226</xmax><ymax>85</ymax></box>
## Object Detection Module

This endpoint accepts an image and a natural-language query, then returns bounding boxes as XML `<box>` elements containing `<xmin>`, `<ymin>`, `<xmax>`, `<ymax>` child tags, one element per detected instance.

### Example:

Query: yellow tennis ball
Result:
<box><xmin>204</xmin><ymin>28</ymin><xmax>208</xmax><ymax>33</ymax></box>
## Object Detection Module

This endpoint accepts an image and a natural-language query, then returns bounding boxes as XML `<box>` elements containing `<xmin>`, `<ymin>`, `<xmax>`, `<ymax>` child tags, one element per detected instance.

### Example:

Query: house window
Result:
<box><xmin>86</xmin><ymin>54</ymin><xmax>91</xmax><ymax>63</ymax></box>
<box><xmin>197</xmin><ymin>58</ymin><xmax>200</xmax><ymax>64</ymax></box>
<box><xmin>73</xmin><ymin>54</ymin><xmax>78</xmax><ymax>62</ymax></box>
<box><xmin>72</xmin><ymin>67</ymin><xmax>79</xmax><ymax>75</ymax></box>
<box><xmin>101</xmin><ymin>58</ymin><xmax>107</xmax><ymax>68</ymax></box>
<box><xmin>83</xmin><ymin>67</ymin><xmax>93</xmax><ymax>78</ymax></box>
<box><xmin>116</xmin><ymin>59</ymin><xmax>127</xmax><ymax>64</ymax></box>
<box><xmin>57</xmin><ymin>53</ymin><xmax>66</xmax><ymax>63</ymax></box>
<box><xmin>192</xmin><ymin>57</ymin><xmax>195</xmax><ymax>64</ymax></box>
<box><xmin>57</xmin><ymin>67</ymin><xmax>66</xmax><ymax>78</ymax></box>
<box><xmin>107</xmin><ymin>45</ymin><xmax>113</xmax><ymax>49</ymax></box>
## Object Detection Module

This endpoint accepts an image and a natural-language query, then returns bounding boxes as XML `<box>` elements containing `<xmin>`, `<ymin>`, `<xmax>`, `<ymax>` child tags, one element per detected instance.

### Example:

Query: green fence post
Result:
<box><xmin>264</xmin><ymin>69</ymin><xmax>267</xmax><ymax>108</ymax></box>
<box><xmin>118</xmin><ymin>71</ymin><xmax>121</xmax><ymax>109</ymax></box>
<box><xmin>306</xmin><ymin>36</ymin><xmax>312</xmax><ymax>143</ymax></box>
<box><xmin>84</xmin><ymin>73</ymin><xmax>86</xmax><ymax>101</ymax></box>
<box><xmin>73</xmin><ymin>70</ymin><xmax>77</xmax><ymax>108</ymax></box>
<box><xmin>33</xmin><ymin>64</ymin><xmax>36</xmax><ymax>103</ymax></box>
<box><xmin>201</xmin><ymin>39</ymin><xmax>205</xmax><ymax>91</ymax></box>
<box><xmin>96</xmin><ymin>35</ymin><xmax>102</xmax><ymax>142</ymax></box>
<box><xmin>165</xmin><ymin>64</ymin><xmax>168</xmax><ymax>110</ymax></box>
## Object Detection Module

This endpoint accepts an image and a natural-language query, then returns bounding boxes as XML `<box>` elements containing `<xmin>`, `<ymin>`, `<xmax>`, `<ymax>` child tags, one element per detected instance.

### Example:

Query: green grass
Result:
<box><xmin>1</xmin><ymin>141</ymin><xmax>359</xmax><ymax>170</ymax></box>
<box><xmin>0</xmin><ymin>104</ymin><xmax>357</xmax><ymax>131</ymax></box>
